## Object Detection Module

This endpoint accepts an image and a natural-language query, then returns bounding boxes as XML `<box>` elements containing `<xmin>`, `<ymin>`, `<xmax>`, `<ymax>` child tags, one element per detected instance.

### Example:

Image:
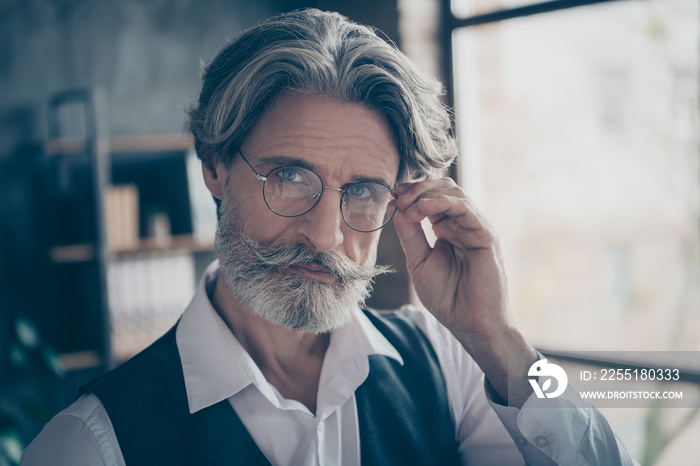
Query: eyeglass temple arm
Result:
<box><xmin>238</xmin><ymin>151</ymin><xmax>267</xmax><ymax>181</ymax></box>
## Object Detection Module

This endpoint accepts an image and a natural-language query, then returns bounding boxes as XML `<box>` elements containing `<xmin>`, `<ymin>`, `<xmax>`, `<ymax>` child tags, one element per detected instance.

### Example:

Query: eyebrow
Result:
<box><xmin>257</xmin><ymin>155</ymin><xmax>316</xmax><ymax>172</ymax></box>
<box><xmin>256</xmin><ymin>155</ymin><xmax>395</xmax><ymax>187</ymax></box>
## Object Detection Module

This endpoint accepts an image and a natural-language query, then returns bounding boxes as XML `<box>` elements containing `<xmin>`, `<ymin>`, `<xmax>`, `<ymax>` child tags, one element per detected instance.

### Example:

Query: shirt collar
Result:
<box><xmin>176</xmin><ymin>260</ymin><xmax>403</xmax><ymax>414</ymax></box>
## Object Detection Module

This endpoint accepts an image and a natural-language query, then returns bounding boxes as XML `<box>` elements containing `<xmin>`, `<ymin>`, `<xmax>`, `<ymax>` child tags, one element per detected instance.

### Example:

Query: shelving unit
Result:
<box><xmin>49</xmin><ymin>234</ymin><xmax>214</xmax><ymax>263</ymax></box>
<box><xmin>43</xmin><ymin>90</ymin><xmax>216</xmax><ymax>372</ymax></box>
<box><xmin>46</xmin><ymin>88</ymin><xmax>112</xmax><ymax>373</ymax></box>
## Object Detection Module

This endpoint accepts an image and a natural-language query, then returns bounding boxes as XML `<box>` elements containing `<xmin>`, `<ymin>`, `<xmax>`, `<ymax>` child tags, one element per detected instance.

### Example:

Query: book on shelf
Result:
<box><xmin>104</xmin><ymin>184</ymin><xmax>139</xmax><ymax>251</ymax></box>
<box><xmin>186</xmin><ymin>150</ymin><xmax>217</xmax><ymax>243</ymax></box>
<box><xmin>108</xmin><ymin>252</ymin><xmax>195</xmax><ymax>360</ymax></box>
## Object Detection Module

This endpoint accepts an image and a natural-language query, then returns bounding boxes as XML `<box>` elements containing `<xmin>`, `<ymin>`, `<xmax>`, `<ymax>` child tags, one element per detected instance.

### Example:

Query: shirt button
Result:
<box><xmin>318</xmin><ymin>422</ymin><xmax>325</xmax><ymax>432</ymax></box>
<box><xmin>534</xmin><ymin>435</ymin><xmax>549</xmax><ymax>448</ymax></box>
<box><xmin>516</xmin><ymin>437</ymin><xmax>527</xmax><ymax>446</ymax></box>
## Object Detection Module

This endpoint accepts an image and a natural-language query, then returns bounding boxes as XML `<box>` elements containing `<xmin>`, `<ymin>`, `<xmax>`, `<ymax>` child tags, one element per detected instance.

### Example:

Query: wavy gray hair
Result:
<box><xmin>187</xmin><ymin>8</ymin><xmax>456</xmax><ymax>182</ymax></box>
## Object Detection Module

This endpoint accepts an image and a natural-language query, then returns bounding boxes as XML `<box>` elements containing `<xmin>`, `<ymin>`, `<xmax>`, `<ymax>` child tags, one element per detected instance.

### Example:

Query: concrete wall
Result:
<box><xmin>0</xmin><ymin>0</ymin><xmax>400</xmax><ymax>157</ymax></box>
<box><xmin>0</xmin><ymin>0</ymin><xmax>276</xmax><ymax>155</ymax></box>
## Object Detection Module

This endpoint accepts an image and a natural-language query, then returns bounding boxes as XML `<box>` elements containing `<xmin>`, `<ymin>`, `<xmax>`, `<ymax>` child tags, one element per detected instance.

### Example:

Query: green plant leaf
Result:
<box><xmin>0</xmin><ymin>432</ymin><xmax>23</xmax><ymax>464</ymax></box>
<box><xmin>15</xmin><ymin>317</ymin><xmax>39</xmax><ymax>349</ymax></box>
<box><xmin>8</xmin><ymin>345</ymin><xmax>26</xmax><ymax>369</ymax></box>
<box><xmin>41</xmin><ymin>348</ymin><xmax>64</xmax><ymax>377</ymax></box>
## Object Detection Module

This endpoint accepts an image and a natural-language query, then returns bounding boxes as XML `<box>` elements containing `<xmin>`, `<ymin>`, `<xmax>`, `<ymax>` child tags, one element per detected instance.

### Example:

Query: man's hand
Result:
<box><xmin>392</xmin><ymin>177</ymin><xmax>538</xmax><ymax>406</ymax></box>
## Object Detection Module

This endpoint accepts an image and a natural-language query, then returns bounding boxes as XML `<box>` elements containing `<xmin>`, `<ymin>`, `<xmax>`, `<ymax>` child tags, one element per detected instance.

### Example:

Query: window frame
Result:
<box><xmin>440</xmin><ymin>0</ymin><xmax>700</xmax><ymax>382</ymax></box>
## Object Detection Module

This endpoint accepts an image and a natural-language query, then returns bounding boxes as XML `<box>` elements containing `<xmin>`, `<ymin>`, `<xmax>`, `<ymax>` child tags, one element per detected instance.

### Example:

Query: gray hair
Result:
<box><xmin>186</xmin><ymin>8</ymin><xmax>456</xmax><ymax>182</ymax></box>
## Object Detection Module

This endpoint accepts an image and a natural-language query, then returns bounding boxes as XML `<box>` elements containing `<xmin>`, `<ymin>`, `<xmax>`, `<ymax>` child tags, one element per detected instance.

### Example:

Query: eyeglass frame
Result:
<box><xmin>236</xmin><ymin>150</ymin><xmax>398</xmax><ymax>233</ymax></box>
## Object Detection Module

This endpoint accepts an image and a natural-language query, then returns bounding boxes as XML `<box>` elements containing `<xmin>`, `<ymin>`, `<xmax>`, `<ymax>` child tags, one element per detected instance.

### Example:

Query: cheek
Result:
<box><xmin>347</xmin><ymin>232</ymin><xmax>381</xmax><ymax>266</ymax></box>
<box><xmin>232</xmin><ymin>183</ymin><xmax>263</xmax><ymax>209</ymax></box>
<box><xmin>224</xmin><ymin>182</ymin><xmax>293</xmax><ymax>242</ymax></box>
<box><xmin>244</xmin><ymin>213</ymin><xmax>298</xmax><ymax>243</ymax></box>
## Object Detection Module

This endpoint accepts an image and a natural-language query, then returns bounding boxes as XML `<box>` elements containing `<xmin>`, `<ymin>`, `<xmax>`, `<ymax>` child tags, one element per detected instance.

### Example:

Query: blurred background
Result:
<box><xmin>0</xmin><ymin>0</ymin><xmax>697</xmax><ymax>464</ymax></box>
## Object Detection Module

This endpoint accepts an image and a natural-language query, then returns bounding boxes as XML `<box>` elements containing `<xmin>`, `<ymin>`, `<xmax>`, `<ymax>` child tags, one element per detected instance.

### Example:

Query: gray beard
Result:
<box><xmin>214</xmin><ymin>192</ymin><xmax>392</xmax><ymax>334</ymax></box>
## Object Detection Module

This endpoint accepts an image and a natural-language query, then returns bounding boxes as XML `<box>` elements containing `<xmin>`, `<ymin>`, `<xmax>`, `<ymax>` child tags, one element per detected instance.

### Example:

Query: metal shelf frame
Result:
<box><xmin>47</xmin><ymin>87</ymin><xmax>113</xmax><ymax>372</ymax></box>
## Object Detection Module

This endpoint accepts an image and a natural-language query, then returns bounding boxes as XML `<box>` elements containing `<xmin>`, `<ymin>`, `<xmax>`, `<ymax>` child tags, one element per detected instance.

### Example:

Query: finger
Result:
<box><xmin>395</xmin><ymin>178</ymin><xmax>461</xmax><ymax>210</ymax></box>
<box><xmin>396</xmin><ymin>180</ymin><xmax>498</xmax><ymax>251</ymax></box>
<box><xmin>411</xmin><ymin>196</ymin><xmax>497</xmax><ymax>250</ymax></box>
<box><xmin>430</xmin><ymin>217</ymin><xmax>495</xmax><ymax>252</ymax></box>
<box><xmin>392</xmin><ymin>207</ymin><xmax>432</xmax><ymax>273</ymax></box>
<box><xmin>403</xmin><ymin>195</ymin><xmax>483</xmax><ymax>231</ymax></box>
<box><xmin>397</xmin><ymin>185</ymin><xmax>466</xmax><ymax>220</ymax></box>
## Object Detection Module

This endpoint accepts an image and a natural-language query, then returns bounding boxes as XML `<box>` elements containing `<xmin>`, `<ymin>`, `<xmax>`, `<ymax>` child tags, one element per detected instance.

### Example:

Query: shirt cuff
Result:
<box><xmin>485</xmin><ymin>377</ymin><xmax>592</xmax><ymax>465</ymax></box>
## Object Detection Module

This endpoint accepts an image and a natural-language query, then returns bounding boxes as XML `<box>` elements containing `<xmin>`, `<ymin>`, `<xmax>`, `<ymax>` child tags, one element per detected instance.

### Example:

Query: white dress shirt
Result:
<box><xmin>22</xmin><ymin>261</ymin><xmax>638</xmax><ymax>465</ymax></box>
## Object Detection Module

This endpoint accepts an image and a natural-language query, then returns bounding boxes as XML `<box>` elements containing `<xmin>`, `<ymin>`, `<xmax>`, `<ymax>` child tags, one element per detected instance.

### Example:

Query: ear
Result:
<box><xmin>202</xmin><ymin>160</ymin><xmax>228</xmax><ymax>201</ymax></box>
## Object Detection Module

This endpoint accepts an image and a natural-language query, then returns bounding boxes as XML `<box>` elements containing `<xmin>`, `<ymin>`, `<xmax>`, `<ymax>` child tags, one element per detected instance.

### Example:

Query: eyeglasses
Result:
<box><xmin>238</xmin><ymin>151</ymin><xmax>397</xmax><ymax>233</ymax></box>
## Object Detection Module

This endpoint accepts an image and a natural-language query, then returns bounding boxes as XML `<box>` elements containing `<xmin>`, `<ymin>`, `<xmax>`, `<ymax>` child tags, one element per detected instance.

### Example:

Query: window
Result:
<box><xmin>450</xmin><ymin>1</ymin><xmax>700</xmax><ymax>462</ymax></box>
<box><xmin>453</xmin><ymin>0</ymin><xmax>699</xmax><ymax>353</ymax></box>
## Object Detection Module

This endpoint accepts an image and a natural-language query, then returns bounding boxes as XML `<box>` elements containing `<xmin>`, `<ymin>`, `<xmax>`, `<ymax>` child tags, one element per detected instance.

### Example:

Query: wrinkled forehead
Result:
<box><xmin>239</xmin><ymin>94</ymin><xmax>401</xmax><ymax>184</ymax></box>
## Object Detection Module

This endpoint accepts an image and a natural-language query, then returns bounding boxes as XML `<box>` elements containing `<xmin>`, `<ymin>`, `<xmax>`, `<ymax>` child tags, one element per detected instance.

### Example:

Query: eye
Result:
<box><xmin>346</xmin><ymin>183</ymin><xmax>377</xmax><ymax>201</ymax></box>
<box><xmin>348</xmin><ymin>184</ymin><xmax>371</xmax><ymax>198</ymax></box>
<box><xmin>277</xmin><ymin>167</ymin><xmax>304</xmax><ymax>183</ymax></box>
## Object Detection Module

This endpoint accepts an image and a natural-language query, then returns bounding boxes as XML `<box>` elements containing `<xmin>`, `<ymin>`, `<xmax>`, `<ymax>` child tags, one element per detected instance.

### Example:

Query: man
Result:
<box><xmin>23</xmin><ymin>9</ymin><xmax>637</xmax><ymax>465</ymax></box>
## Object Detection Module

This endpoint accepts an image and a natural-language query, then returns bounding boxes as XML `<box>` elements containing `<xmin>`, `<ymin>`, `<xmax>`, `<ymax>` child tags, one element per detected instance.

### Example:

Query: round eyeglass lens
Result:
<box><xmin>341</xmin><ymin>182</ymin><xmax>397</xmax><ymax>232</ymax></box>
<box><xmin>263</xmin><ymin>166</ymin><xmax>323</xmax><ymax>217</ymax></box>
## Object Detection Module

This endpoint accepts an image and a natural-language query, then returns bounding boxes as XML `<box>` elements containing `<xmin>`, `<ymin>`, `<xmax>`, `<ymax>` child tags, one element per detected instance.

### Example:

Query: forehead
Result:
<box><xmin>240</xmin><ymin>94</ymin><xmax>400</xmax><ymax>183</ymax></box>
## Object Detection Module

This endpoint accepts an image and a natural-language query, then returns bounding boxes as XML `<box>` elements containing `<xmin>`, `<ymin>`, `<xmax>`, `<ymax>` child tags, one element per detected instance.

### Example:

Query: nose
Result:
<box><xmin>297</xmin><ymin>186</ymin><xmax>344</xmax><ymax>252</ymax></box>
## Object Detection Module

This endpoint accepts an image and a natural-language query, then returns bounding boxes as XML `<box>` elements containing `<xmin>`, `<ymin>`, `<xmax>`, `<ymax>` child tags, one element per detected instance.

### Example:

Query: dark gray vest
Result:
<box><xmin>84</xmin><ymin>310</ymin><xmax>460</xmax><ymax>465</ymax></box>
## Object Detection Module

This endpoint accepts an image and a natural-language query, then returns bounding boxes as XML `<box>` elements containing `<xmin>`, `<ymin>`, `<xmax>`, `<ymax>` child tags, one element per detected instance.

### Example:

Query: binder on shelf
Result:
<box><xmin>104</xmin><ymin>184</ymin><xmax>140</xmax><ymax>251</ymax></box>
<box><xmin>108</xmin><ymin>252</ymin><xmax>195</xmax><ymax>361</ymax></box>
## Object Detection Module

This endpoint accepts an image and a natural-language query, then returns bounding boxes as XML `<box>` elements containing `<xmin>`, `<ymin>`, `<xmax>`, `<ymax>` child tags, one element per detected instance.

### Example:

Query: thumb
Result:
<box><xmin>392</xmin><ymin>209</ymin><xmax>431</xmax><ymax>273</ymax></box>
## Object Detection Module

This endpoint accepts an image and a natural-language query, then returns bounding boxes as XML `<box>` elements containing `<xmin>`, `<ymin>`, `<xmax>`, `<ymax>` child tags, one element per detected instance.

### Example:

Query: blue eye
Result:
<box><xmin>278</xmin><ymin>167</ymin><xmax>303</xmax><ymax>183</ymax></box>
<box><xmin>349</xmin><ymin>185</ymin><xmax>367</xmax><ymax>197</ymax></box>
<box><xmin>346</xmin><ymin>183</ymin><xmax>378</xmax><ymax>202</ymax></box>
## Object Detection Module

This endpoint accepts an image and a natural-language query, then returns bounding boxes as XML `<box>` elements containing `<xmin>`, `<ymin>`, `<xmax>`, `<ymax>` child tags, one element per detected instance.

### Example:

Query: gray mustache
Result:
<box><xmin>236</xmin><ymin>231</ymin><xmax>393</xmax><ymax>283</ymax></box>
